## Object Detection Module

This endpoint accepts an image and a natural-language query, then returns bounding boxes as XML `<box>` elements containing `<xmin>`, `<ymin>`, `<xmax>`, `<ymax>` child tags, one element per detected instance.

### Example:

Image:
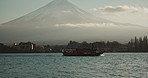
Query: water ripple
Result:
<box><xmin>0</xmin><ymin>53</ymin><xmax>148</xmax><ymax>78</ymax></box>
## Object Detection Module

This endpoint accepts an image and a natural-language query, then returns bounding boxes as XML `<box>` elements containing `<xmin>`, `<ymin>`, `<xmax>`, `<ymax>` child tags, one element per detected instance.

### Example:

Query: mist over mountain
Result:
<box><xmin>0</xmin><ymin>0</ymin><xmax>148</xmax><ymax>44</ymax></box>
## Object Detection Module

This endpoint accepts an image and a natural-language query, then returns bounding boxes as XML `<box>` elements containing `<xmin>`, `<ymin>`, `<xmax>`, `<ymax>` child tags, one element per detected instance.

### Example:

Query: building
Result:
<box><xmin>13</xmin><ymin>42</ymin><xmax>34</xmax><ymax>51</ymax></box>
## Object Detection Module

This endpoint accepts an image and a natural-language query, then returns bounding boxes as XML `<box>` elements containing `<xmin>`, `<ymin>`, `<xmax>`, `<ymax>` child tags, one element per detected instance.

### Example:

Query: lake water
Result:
<box><xmin>0</xmin><ymin>53</ymin><xmax>148</xmax><ymax>78</ymax></box>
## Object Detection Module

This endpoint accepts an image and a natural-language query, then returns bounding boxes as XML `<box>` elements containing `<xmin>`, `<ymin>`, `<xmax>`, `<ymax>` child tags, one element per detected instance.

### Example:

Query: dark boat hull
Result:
<box><xmin>63</xmin><ymin>53</ymin><xmax>103</xmax><ymax>56</ymax></box>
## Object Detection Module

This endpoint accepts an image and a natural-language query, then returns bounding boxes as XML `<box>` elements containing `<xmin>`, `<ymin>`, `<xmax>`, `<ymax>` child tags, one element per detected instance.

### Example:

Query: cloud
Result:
<box><xmin>91</xmin><ymin>8</ymin><xmax>98</xmax><ymax>12</ymax></box>
<box><xmin>92</xmin><ymin>5</ymin><xmax>148</xmax><ymax>14</ymax></box>
<box><xmin>55</xmin><ymin>23</ymin><xmax>117</xmax><ymax>28</ymax></box>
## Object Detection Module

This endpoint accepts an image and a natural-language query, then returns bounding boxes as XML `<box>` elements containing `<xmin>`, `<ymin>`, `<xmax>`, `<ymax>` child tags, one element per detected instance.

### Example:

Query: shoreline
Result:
<box><xmin>0</xmin><ymin>52</ymin><xmax>148</xmax><ymax>53</ymax></box>
<box><xmin>105</xmin><ymin>51</ymin><xmax>148</xmax><ymax>53</ymax></box>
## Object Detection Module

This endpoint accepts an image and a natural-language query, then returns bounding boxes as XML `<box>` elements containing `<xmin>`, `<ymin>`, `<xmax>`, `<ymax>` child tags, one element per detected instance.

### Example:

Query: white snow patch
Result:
<box><xmin>62</xmin><ymin>11</ymin><xmax>72</xmax><ymax>13</ymax></box>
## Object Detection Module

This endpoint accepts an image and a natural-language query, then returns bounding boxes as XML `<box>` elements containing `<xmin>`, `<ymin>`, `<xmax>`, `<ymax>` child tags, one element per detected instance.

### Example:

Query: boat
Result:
<box><xmin>62</xmin><ymin>48</ymin><xmax>104</xmax><ymax>56</ymax></box>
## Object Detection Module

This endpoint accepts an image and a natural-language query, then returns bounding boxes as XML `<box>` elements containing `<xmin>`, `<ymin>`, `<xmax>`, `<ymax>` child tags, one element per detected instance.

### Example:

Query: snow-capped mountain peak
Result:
<box><xmin>0</xmin><ymin>0</ymin><xmax>147</xmax><ymax>42</ymax></box>
<box><xmin>2</xmin><ymin>0</ymin><xmax>108</xmax><ymax>26</ymax></box>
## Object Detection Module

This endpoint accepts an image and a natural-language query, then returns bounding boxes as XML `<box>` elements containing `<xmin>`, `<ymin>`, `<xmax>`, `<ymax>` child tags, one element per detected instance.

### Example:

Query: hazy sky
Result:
<box><xmin>0</xmin><ymin>0</ymin><xmax>148</xmax><ymax>26</ymax></box>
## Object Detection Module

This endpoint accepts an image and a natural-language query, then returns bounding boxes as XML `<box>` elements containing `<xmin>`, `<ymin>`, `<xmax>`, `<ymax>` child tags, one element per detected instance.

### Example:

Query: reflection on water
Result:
<box><xmin>0</xmin><ymin>53</ymin><xmax>148</xmax><ymax>78</ymax></box>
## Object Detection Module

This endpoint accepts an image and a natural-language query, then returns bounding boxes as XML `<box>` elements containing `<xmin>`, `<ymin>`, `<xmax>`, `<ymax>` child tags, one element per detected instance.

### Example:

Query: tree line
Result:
<box><xmin>0</xmin><ymin>36</ymin><xmax>148</xmax><ymax>53</ymax></box>
<box><xmin>127</xmin><ymin>36</ymin><xmax>148</xmax><ymax>52</ymax></box>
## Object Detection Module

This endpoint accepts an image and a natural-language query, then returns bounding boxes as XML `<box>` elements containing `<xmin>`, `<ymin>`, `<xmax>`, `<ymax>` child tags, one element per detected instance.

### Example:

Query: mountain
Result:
<box><xmin>2</xmin><ymin>0</ymin><xmax>108</xmax><ymax>26</ymax></box>
<box><xmin>0</xmin><ymin>0</ymin><xmax>148</xmax><ymax>43</ymax></box>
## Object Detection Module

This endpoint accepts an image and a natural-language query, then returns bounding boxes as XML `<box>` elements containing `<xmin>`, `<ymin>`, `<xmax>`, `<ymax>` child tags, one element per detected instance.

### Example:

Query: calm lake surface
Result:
<box><xmin>0</xmin><ymin>53</ymin><xmax>148</xmax><ymax>78</ymax></box>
